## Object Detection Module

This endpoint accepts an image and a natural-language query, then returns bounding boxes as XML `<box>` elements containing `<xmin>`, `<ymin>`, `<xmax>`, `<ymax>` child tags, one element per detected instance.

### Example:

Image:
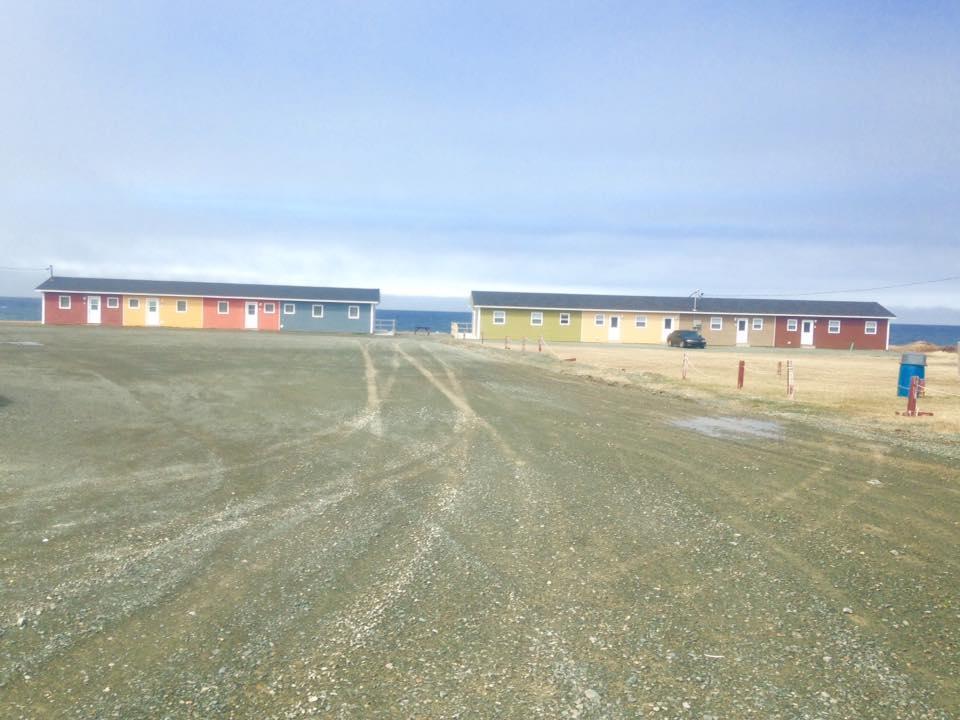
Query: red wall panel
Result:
<box><xmin>202</xmin><ymin>298</ymin><xmax>280</xmax><ymax>330</ymax></box>
<box><xmin>814</xmin><ymin>317</ymin><xmax>887</xmax><ymax>350</ymax></box>
<box><xmin>101</xmin><ymin>296</ymin><xmax>123</xmax><ymax>326</ymax></box>
<box><xmin>203</xmin><ymin>298</ymin><xmax>244</xmax><ymax>329</ymax></box>
<box><xmin>775</xmin><ymin>316</ymin><xmax>887</xmax><ymax>350</ymax></box>
<box><xmin>43</xmin><ymin>292</ymin><xmax>86</xmax><ymax>325</ymax></box>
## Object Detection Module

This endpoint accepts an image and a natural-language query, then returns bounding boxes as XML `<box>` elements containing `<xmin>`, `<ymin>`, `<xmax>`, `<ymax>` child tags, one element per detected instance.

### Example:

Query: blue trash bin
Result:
<box><xmin>897</xmin><ymin>352</ymin><xmax>926</xmax><ymax>397</ymax></box>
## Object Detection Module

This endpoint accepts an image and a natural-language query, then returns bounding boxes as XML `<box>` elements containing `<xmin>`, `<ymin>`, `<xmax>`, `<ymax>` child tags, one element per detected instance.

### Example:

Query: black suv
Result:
<box><xmin>666</xmin><ymin>329</ymin><xmax>707</xmax><ymax>348</ymax></box>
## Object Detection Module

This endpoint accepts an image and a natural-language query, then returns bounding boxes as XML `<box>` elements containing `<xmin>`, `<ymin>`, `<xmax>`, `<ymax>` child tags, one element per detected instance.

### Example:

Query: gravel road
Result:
<box><xmin>0</xmin><ymin>327</ymin><xmax>957</xmax><ymax>718</ymax></box>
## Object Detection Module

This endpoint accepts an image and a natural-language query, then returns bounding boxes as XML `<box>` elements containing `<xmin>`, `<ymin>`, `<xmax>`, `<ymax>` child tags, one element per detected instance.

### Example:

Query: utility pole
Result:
<box><xmin>689</xmin><ymin>289</ymin><xmax>703</xmax><ymax>312</ymax></box>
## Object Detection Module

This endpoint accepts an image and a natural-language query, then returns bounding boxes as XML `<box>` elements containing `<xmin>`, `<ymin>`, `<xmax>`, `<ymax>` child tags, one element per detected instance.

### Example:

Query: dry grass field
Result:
<box><xmin>513</xmin><ymin>341</ymin><xmax>960</xmax><ymax>438</ymax></box>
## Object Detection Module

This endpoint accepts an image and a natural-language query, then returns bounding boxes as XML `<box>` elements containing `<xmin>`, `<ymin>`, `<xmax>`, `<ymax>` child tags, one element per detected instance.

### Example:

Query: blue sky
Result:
<box><xmin>0</xmin><ymin>1</ymin><xmax>958</xmax><ymax>316</ymax></box>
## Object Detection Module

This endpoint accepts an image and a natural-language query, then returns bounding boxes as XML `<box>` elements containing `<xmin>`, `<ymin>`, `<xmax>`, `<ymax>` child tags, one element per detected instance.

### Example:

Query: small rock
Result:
<box><xmin>16</xmin><ymin>616</ymin><xmax>27</xmax><ymax>628</ymax></box>
<box><xmin>308</xmin><ymin>695</ymin><xmax>318</xmax><ymax>703</ymax></box>
<box><xmin>584</xmin><ymin>688</ymin><xmax>600</xmax><ymax>702</ymax></box>
<box><xmin>842</xmin><ymin>607</ymin><xmax>854</xmax><ymax>614</ymax></box>
<box><xmin>866</xmin><ymin>479</ymin><xmax>882</xmax><ymax>486</ymax></box>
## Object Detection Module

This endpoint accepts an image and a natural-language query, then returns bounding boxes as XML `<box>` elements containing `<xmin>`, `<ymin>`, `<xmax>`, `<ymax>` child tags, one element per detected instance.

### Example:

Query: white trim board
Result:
<box><xmin>471</xmin><ymin>305</ymin><xmax>892</xmax><ymax>320</ymax></box>
<box><xmin>36</xmin><ymin>289</ymin><xmax>379</xmax><ymax>305</ymax></box>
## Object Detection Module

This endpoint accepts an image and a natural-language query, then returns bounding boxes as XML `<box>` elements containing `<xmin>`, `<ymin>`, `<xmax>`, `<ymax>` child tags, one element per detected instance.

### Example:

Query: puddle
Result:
<box><xmin>672</xmin><ymin>416</ymin><xmax>783</xmax><ymax>440</ymax></box>
<box><xmin>2</xmin><ymin>341</ymin><xmax>43</xmax><ymax>346</ymax></box>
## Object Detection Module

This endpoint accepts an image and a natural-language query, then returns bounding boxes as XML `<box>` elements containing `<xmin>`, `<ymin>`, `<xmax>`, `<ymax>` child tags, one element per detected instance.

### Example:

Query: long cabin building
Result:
<box><xmin>470</xmin><ymin>291</ymin><xmax>894</xmax><ymax>350</ymax></box>
<box><xmin>37</xmin><ymin>277</ymin><xmax>380</xmax><ymax>334</ymax></box>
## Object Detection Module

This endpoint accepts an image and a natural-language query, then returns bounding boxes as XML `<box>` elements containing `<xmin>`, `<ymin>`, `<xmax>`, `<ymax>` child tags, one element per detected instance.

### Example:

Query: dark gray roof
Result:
<box><xmin>470</xmin><ymin>290</ymin><xmax>894</xmax><ymax>318</ymax></box>
<box><xmin>37</xmin><ymin>276</ymin><xmax>379</xmax><ymax>303</ymax></box>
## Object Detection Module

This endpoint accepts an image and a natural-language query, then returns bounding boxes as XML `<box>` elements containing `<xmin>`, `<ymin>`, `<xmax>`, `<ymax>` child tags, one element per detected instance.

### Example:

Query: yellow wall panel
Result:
<box><xmin>122</xmin><ymin>296</ymin><xmax>146</xmax><ymax>326</ymax></box>
<box><xmin>619</xmin><ymin>313</ymin><xmax>676</xmax><ymax>344</ymax></box>
<box><xmin>158</xmin><ymin>296</ymin><xmax>203</xmax><ymax>328</ymax></box>
<box><xmin>581</xmin><ymin>311</ymin><xmax>682</xmax><ymax>343</ymax></box>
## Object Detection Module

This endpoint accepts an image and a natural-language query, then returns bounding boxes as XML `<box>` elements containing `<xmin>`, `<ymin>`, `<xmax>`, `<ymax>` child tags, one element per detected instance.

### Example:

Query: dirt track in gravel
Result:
<box><xmin>1</xmin><ymin>326</ymin><xmax>957</xmax><ymax>718</ymax></box>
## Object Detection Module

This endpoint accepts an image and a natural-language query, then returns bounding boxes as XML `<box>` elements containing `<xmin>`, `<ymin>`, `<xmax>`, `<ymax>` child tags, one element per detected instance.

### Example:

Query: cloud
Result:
<box><xmin>0</xmin><ymin>2</ymin><xmax>957</xmax><ymax>319</ymax></box>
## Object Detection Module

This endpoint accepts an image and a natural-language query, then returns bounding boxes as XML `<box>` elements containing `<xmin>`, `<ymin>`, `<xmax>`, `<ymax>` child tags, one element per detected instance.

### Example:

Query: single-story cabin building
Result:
<box><xmin>470</xmin><ymin>291</ymin><xmax>895</xmax><ymax>350</ymax></box>
<box><xmin>37</xmin><ymin>277</ymin><xmax>380</xmax><ymax>334</ymax></box>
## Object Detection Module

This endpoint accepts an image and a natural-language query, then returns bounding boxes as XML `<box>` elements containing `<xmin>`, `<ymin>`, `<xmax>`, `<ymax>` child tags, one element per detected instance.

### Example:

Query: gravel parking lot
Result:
<box><xmin>1</xmin><ymin>326</ymin><xmax>957</xmax><ymax>718</ymax></box>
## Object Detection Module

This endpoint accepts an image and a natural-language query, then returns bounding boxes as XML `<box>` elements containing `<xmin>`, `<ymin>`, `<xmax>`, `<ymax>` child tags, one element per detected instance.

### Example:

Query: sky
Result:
<box><xmin>0</xmin><ymin>1</ymin><xmax>958</xmax><ymax>317</ymax></box>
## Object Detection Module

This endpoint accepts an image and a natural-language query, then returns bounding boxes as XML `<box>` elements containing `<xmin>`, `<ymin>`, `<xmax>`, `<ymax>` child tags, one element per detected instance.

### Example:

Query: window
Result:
<box><xmin>107</xmin><ymin>297</ymin><xmax>119</xmax><ymax>309</ymax></box>
<box><xmin>559</xmin><ymin>312</ymin><xmax>570</xmax><ymax>326</ymax></box>
<box><xmin>635</xmin><ymin>315</ymin><xmax>647</xmax><ymax>328</ymax></box>
<box><xmin>128</xmin><ymin>298</ymin><xmax>140</xmax><ymax>310</ymax></box>
<box><xmin>176</xmin><ymin>300</ymin><xmax>188</xmax><ymax>313</ymax></box>
<box><xmin>348</xmin><ymin>305</ymin><xmax>360</xmax><ymax>319</ymax></box>
<box><xmin>864</xmin><ymin>320</ymin><xmax>878</xmax><ymax>335</ymax></box>
<box><xmin>264</xmin><ymin>303</ymin><xmax>275</xmax><ymax>314</ymax></box>
<box><xmin>492</xmin><ymin>310</ymin><xmax>506</xmax><ymax>325</ymax></box>
<box><xmin>312</xmin><ymin>304</ymin><xmax>324</xmax><ymax>318</ymax></box>
<box><xmin>752</xmin><ymin>318</ymin><xmax>763</xmax><ymax>331</ymax></box>
<box><xmin>710</xmin><ymin>317</ymin><xmax>723</xmax><ymax>331</ymax></box>
<box><xmin>828</xmin><ymin>320</ymin><xmax>841</xmax><ymax>334</ymax></box>
<box><xmin>786</xmin><ymin>318</ymin><xmax>798</xmax><ymax>331</ymax></box>
<box><xmin>283</xmin><ymin>303</ymin><xmax>296</xmax><ymax>315</ymax></box>
<box><xmin>58</xmin><ymin>295</ymin><xmax>71</xmax><ymax>309</ymax></box>
<box><xmin>217</xmin><ymin>300</ymin><xmax>229</xmax><ymax>314</ymax></box>
<box><xmin>595</xmin><ymin>313</ymin><xmax>605</xmax><ymax>326</ymax></box>
<box><xmin>530</xmin><ymin>311</ymin><xmax>543</xmax><ymax>326</ymax></box>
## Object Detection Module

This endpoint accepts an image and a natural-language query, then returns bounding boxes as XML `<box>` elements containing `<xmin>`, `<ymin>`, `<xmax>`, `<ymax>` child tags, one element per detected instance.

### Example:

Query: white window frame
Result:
<box><xmin>312</xmin><ymin>304</ymin><xmax>324</xmax><ymax>319</ymax></box>
<box><xmin>828</xmin><ymin>320</ymin><xmax>841</xmax><ymax>334</ymax></box>
<box><xmin>594</xmin><ymin>313</ymin><xmax>605</xmax><ymax>327</ymax></box>
<box><xmin>492</xmin><ymin>310</ymin><xmax>506</xmax><ymax>325</ymax></box>
<box><xmin>58</xmin><ymin>295</ymin><xmax>71</xmax><ymax>310</ymax></box>
<box><xmin>752</xmin><ymin>318</ymin><xmax>763</xmax><ymax>331</ymax></box>
<box><xmin>264</xmin><ymin>302</ymin><xmax>275</xmax><ymax>314</ymax></box>
<box><xmin>106</xmin><ymin>297</ymin><xmax>119</xmax><ymax>309</ymax></box>
<box><xmin>635</xmin><ymin>315</ymin><xmax>647</xmax><ymax>328</ymax></box>
<box><xmin>348</xmin><ymin>305</ymin><xmax>360</xmax><ymax>320</ymax></box>
<box><xmin>530</xmin><ymin>311</ymin><xmax>543</xmax><ymax>326</ymax></box>
<box><xmin>217</xmin><ymin>300</ymin><xmax>229</xmax><ymax>315</ymax></box>
<box><xmin>559</xmin><ymin>312</ymin><xmax>570</xmax><ymax>326</ymax></box>
<box><xmin>786</xmin><ymin>318</ymin><xmax>798</xmax><ymax>332</ymax></box>
<box><xmin>864</xmin><ymin>320</ymin><xmax>877</xmax><ymax>335</ymax></box>
<box><xmin>128</xmin><ymin>298</ymin><xmax>140</xmax><ymax>310</ymax></box>
<box><xmin>710</xmin><ymin>316</ymin><xmax>723</xmax><ymax>331</ymax></box>
<box><xmin>283</xmin><ymin>303</ymin><xmax>296</xmax><ymax>315</ymax></box>
<box><xmin>176</xmin><ymin>299</ymin><xmax>188</xmax><ymax>313</ymax></box>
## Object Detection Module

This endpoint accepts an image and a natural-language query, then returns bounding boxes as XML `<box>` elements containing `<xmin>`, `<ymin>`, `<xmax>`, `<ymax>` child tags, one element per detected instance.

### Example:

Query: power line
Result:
<box><xmin>712</xmin><ymin>274</ymin><xmax>960</xmax><ymax>298</ymax></box>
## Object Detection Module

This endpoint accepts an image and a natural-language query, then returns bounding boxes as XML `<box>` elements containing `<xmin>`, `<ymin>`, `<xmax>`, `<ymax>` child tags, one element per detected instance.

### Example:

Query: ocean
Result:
<box><xmin>376</xmin><ymin>309</ymin><xmax>471</xmax><ymax>332</ymax></box>
<box><xmin>0</xmin><ymin>296</ymin><xmax>40</xmax><ymax>321</ymax></box>
<box><xmin>889</xmin><ymin>323</ymin><xmax>960</xmax><ymax>347</ymax></box>
<box><xmin>2</xmin><ymin>297</ymin><xmax>957</xmax><ymax>345</ymax></box>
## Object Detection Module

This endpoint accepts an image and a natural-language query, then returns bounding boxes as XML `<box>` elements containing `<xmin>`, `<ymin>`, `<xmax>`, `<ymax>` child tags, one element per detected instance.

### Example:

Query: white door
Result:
<box><xmin>87</xmin><ymin>296</ymin><xmax>101</xmax><ymax>324</ymax></box>
<box><xmin>608</xmin><ymin>315</ymin><xmax>621</xmax><ymax>342</ymax></box>
<box><xmin>146</xmin><ymin>298</ymin><xmax>160</xmax><ymax>326</ymax></box>
<box><xmin>801</xmin><ymin>319</ymin><xmax>814</xmax><ymax>346</ymax></box>
<box><xmin>662</xmin><ymin>317</ymin><xmax>674</xmax><ymax>342</ymax></box>
<box><xmin>244</xmin><ymin>301</ymin><xmax>259</xmax><ymax>329</ymax></box>
<box><xmin>736</xmin><ymin>318</ymin><xmax>748</xmax><ymax>345</ymax></box>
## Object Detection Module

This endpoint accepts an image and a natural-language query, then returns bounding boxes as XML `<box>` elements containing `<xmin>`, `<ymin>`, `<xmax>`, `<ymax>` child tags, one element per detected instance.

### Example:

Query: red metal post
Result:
<box><xmin>777</xmin><ymin>361</ymin><xmax>782</xmax><ymax>377</ymax></box>
<box><xmin>538</xmin><ymin>337</ymin><xmax>543</xmax><ymax>352</ymax></box>
<box><xmin>787</xmin><ymin>360</ymin><xmax>795</xmax><ymax>400</ymax></box>
<box><xmin>682</xmin><ymin>351</ymin><xmax>689</xmax><ymax>380</ymax></box>
<box><xmin>905</xmin><ymin>376</ymin><xmax>919</xmax><ymax>416</ymax></box>
<box><xmin>737</xmin><ymin>360</ymin><xmax>745</xmax><ymax>389</ymax></box>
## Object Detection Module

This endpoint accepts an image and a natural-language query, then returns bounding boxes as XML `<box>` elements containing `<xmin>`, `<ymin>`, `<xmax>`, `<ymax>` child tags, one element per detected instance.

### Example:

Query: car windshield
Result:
<box><xmin>679</xmin><ymin>331</ymin><xmax>701</xmax><ymax>338</ymax></box>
